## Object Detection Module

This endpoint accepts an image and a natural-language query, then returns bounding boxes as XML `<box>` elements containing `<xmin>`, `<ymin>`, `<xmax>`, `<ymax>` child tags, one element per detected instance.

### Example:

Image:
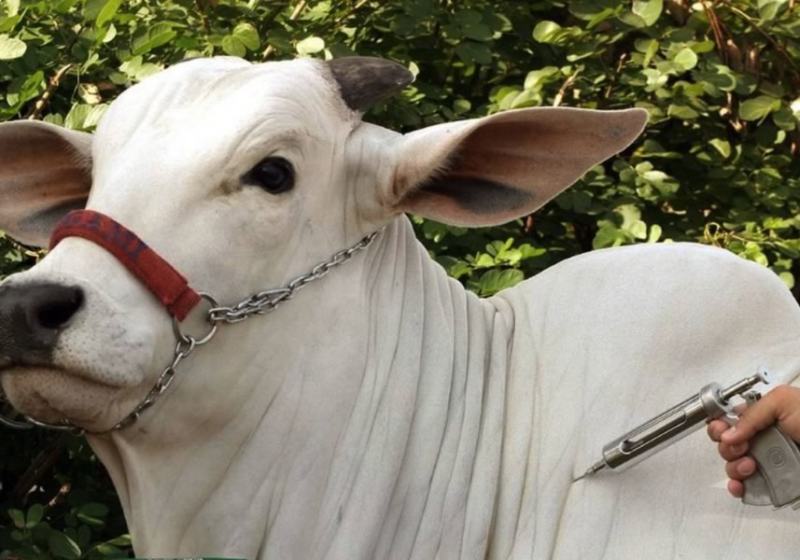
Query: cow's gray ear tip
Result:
<box><xmin>379</xmin><ymin>58</ymin><xmax>415</xmax><ymax>86</ymax></box>
<box><xmin>326</xmin><ymin>56</ymin><xmax>415</xmax><ymax>112</ymax></box>
<box><xmin>396</xmin><ymin>69</ymin><xmax>416</xmax><ymax>88</ymax></box>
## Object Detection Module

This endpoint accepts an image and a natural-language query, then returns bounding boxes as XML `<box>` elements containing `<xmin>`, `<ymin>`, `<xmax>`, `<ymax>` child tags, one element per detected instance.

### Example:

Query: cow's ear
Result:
<box><xmin>388</xmin><ymin>107</ymin><xmax>647</xmax><ymax>227</ymax></box>
<box><xmin>0</xmin><ymin>121</ymin><xmax>92</xmax><ymax>247</ymax></box>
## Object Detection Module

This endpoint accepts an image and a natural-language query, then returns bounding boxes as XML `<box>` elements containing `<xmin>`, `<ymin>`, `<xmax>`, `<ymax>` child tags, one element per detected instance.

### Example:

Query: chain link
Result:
<box><xmin>207</xmin><ymin>231</ymin><xmax>379</xmax><ymax>324</ymax></box>
<box><xmin>0</xmin><ymin>230</ymin><xmax>380</xmax><ymax>435</ymax></box>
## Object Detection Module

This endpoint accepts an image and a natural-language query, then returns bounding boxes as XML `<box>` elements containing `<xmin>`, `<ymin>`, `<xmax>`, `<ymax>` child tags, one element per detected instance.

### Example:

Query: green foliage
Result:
<box><xmin>2</xmin><ymin>0</ymin><xmax>800</xmax><ymax>556</ymax></box>
<box><xmin>1</xmin><ymin>435</ymin><xmax>131</xmax><ymax>559</ymax></box>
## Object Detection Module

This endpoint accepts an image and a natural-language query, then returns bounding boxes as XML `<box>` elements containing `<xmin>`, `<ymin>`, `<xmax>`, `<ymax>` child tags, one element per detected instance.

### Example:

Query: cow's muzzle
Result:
<box><xmin>2</xmin><ymin>209</ymin><xmax>380</xmax><ymax>434</ymax></box>
<box><xmin>0</xmin><ymin>282</ymin><xmax>84</xmax><ymax>361</ymax></box>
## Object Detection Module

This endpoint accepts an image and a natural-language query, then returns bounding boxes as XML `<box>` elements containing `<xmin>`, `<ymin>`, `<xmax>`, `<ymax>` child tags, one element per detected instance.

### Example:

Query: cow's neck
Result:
<box><xmin>88</xmin><ymin>216</ymin><xmax>509</xmax><ymax>559</ymax></box>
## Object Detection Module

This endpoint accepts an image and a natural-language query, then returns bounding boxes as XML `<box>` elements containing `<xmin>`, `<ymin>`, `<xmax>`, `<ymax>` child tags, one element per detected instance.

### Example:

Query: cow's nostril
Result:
<box><xmin>34</xmin><ymin>287</ymin><xmax>84</xmax><ymax>330</ymax></box>
<box><xmin>0</xmin><ymin>282</ymin><xmax>85</xmax><ymax>357</ymax></box>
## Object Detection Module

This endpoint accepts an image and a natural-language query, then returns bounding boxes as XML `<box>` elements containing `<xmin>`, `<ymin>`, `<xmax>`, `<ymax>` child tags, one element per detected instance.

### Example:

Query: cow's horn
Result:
<box><xmin>326</xmin><ymin>56</ymin><xmax>414</xmax><ymax>112</ymax></box>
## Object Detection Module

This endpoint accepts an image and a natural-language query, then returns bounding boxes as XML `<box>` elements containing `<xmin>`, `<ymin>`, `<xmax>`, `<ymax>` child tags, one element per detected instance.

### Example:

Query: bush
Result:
<box><xmin>1</xmin><ymin>1</ymin><xmax>798</xmax><ymax>557</ymax></box>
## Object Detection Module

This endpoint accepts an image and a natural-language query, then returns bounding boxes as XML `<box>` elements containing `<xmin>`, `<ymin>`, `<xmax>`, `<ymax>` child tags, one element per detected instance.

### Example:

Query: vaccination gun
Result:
<box><xmin>575</xmin><ymin>369</ymin><xmax>800</xmax><ymax>509</ymax></box>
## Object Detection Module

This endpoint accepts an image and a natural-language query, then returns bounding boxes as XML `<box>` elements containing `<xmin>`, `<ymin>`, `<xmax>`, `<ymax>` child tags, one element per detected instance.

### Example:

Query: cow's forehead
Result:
<box><xmin>94</xmin><ymin>57</ymin><xmax>354</xmax><ymax>157</ymax></box>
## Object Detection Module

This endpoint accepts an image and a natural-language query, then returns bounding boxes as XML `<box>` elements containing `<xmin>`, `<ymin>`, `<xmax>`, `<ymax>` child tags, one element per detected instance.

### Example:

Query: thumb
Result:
<box><xmin>721</xmin><ymin>386</ymin><xmax>795</xmax><ymax>445</ymax></box>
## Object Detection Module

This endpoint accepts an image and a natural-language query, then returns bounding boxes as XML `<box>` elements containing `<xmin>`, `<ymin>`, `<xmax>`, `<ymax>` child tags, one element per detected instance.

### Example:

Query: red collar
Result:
<box><xmin>49</xmin><ymin>210</ymin><xmax>201</xmax><ymax>321</ymax></box>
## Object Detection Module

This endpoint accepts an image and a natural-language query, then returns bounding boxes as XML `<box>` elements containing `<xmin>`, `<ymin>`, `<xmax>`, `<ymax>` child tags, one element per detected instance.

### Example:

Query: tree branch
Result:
<box><xmin>194</xmin><ymin>0</ymin><xmax>212</xmax><ymax>34</ymax></box>
<box><xmin>553</xmin><ymin>68</ymin><xmax>581</xmax><ymax>107</ymax></box>
<box><xmin>26</xmin><ymin>64</ymin><xmax>73</xmax><ymax>121</ymax></box>
<box><xmin>602</xmin><ymin>54</ymin><xmax>627</xmax><ymax>101</ymax></box>
<box><xmin>11</xmin><ymin>434</ymin><xmax>69</xmax><ymax>501</ymax></box>
<box><xmin>718</xmin><ymin>0</ymin><xmax>800</xmax><ymax>79</ymax></box>
<box><xmin>262</xmin><ymin>0</ymin><xmax>308</xmax><ymax>60</ymax></box>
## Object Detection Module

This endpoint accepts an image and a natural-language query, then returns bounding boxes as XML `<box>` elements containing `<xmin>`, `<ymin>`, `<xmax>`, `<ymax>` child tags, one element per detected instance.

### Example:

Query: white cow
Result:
<box><xmin>1</xmin><ymin>56</ymin><xmax>799</xmax><ymax>559</ymax></box>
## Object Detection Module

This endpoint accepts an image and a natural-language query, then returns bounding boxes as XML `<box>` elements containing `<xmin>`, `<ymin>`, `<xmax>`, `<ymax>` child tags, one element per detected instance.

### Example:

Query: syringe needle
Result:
<box><xmin>572</xmin><ymin>472</ymin><xmax>588</xmax><ymax>483</ymax></box>
<box><xmin>573</xmin><ymin>460</ymin><xmax>608</xmax><ymax>482</ymax></box>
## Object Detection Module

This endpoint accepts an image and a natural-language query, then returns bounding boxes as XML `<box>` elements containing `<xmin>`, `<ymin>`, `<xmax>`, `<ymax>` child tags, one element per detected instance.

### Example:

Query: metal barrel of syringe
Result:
<box><xmin>599</xmin><ymin>371</ymin><xmax>768</xmax><ymax>472</ymax></box>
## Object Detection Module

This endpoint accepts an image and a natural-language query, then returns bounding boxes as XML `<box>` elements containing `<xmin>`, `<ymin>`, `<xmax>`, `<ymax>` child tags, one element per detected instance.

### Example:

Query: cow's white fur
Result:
<box><xmin>2</xmin><ymin>57</ymin><xmax>800</xmax><ymax>559</ymax></box>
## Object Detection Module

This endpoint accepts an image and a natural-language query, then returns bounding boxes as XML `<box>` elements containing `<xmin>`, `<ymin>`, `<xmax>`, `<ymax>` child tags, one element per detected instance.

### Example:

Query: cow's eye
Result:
<box><xmin>244</xmin><ymin>157</ymin><xmax>295</xmax><ymax>194</ymax></box>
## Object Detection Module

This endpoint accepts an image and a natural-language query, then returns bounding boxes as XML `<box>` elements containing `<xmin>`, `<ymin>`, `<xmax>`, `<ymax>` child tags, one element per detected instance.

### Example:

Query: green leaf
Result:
<box><xmin>96</xmin><ymin>0</ymin><xmax>122</xmax><ymax>28</ymax></box>
<box><xmin>221</xmin><ymin>35</ymin><xmax>246</xmax><ymax>57</ymax></box>
<box><xmin>53</xmin><ymin>0</ymin><xmax>79</xmax><ymax>11</ymax></box>
<box><xmin>445</xmin><ymin>259</ymin><xmax>471</xmax><ymax>279</ymax></box>
<box><xmin>455</xmin><ymin>41</ymin><xmax>492</xmax><ymax>64</ymax></box>
<box><xmin>758</xmin><ymin>0</ymin><xmax>786</xmax><ymax>20</ymax></box>
<box><xmin>10</xmin><ymin>529</ymin><xmax>25</xmax><ymax>542</ymax></box>
<box><xmin>630</xmin><ymin>220</ymin><xmax>647</xmax><ymax>239</ymax></box>
<box><xmin>638</xmin><ymin>38</ymin><xmax>659</xmax><ymax>66</ymax></box>
<box><xmin>642</xmin><ymin>68</ymin><xmax>668</xmax><ymax>91</ymax></box>
<box><xmin>83</xmin><ymin>104</ymin><xmax>108</xmax><ymax>129</ymax></box>
<box><xmin>462</xmin><ymin>22</ymin><xmax>493</xmax><ymax>42</ymax></box>
<box><xmin>232</xmin><ymin>22</ymin><xmax>260</xmax><ymax>51</ymax></box>
<box><xmin>475</xmin><ymin>269</ymin><xmax>524</xmax><ymax>296</ymax></box>
<box><xmin>48</xmin><ymin>531</ymin><xmax>82</xmax><ymax>560</ymax></box>
<box><xmin>94</xmin><ymin>544</ymin><xmax>123</xmax><ymax>556</ymax></box>
<box><xmin>132</xmin><ymin>23</ymin><xmax>176</xmax><ymax>55</ymax></box>
<box><xmin>119</xmin><ymin>56</ymin><xmax>163</xmax><ymax>82</ymax></box>
<box><xmin>64</xmin><ymin>104</ymin><xmax>92</xmax><ymax>130</ymax></box>
<box><xmin>772</xmin><ymin>106</ymin><xmax>797</xmax><ymax>130</ymax></box>
<box><xmin>632</xmin><ymin>0</ymin><xmax>663</xmax><ymax>26</ymax></box>
<box><xmin>221</xmin><ymin>22</ymin><xmax>262</xmax><ymax>56</ymax></box>
<box><xmin>695</xmin><ymin>64</ymin><xmax>737</xmax><ymax>94</ymax></box>
<box><xmin>102</xmin><ymin>23</ymin><xmax>117</xmax><ymax>43</ymax></box>
<box><xmin>104</xmin><ymin>534</ymin><xmax>132</xmax><ymax>546</ymax></box>
<box><xmin>26</xmin><ymin>504</ymin><xmax>44</xmax><ymax>528</ymax></box>
<box><xmin>405</xmin><ymin>0</ymin><xmax>436</xmax><ymax>18</ymax></box>
<box><xmin>8</xmin><ymin>508</ymin><xmax>25</xmax><ymax>528</ymax></box>
<box><xmin>532</xmin><ymin>20</ymin><xmax>561</xmax><ymax>43</ymax></box>
<box><xmin>667</xmin><ymin>103</ymin><xmax>699</xmax><ymax>120</ymax></box>
<box><xmin>672</xmin><ymin>47</ymin><xmax>698</xmax><ymax>70</ymax></box>
<box><xmin>77</xmin><ymin>502</ymin><xmax>109</xmax><ymax>519</ymax></box>
<box><xmin>6</xmin><ymin>70</ymin><xmax>44</xmax><ymax>108</ymax></box>
<box><xmin>519</xmin><ymin>244</ymin><xmax>547</xmax><ymax>259</ymax></box>
<box><xmin>0</xmin><ymin>34</ymin><xmax>25</xmax><ymax>59</ymax></box>
<box><xmin>647</xmin><ymin>224</ymin><xmax>662</xmax><ymax>243</ymax></box>
<box><xmin>296</xmin><ymin>36</ymin><xmax>325</xmax><ymax>55</ymax></box>
<box><xmin>524</xmin><ymin>66</ymin><xmax>559</xmax><ymax>90</ymax></box>
<box><xmin>708</xmin><ymin>138</ymin><xmax>731</xmax><ymax>158</ymax></box>
<box><xmin>739</xmin><ymin>95</ymin><xmax>781</xmax><ymax>121</ymax></box>
<box><xmin>453</xmin><ymin>9</ymin><xmax>481</xmax><ymax>25</ymax></box>
<box><xmin>593</xmin><ymin>223</ymin><xmax>626</xmax><ymax>249</ymax></box>
<box><xmin>453</xmin><ymin>98</ymin><xmax>471</xmax><ymax>114</ymax></box>
<box><xmin>83</xmin><ymin>0</ymin><xmax>106</xmax><ymax>20</ymax></box>
<box><xmin>473</xmin><ymin>253</ymin><xmax>494</xmax><ymax>268</ymax></box>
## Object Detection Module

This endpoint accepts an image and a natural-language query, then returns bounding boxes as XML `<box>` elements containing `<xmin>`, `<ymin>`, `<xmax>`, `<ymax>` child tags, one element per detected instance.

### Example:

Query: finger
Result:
<box><xmin>721</xmin><ymin>387</ymin><xmax>792</xmax><ymax>445</ymax></box>
<box><xmin>718</xmin><ymin>440</ymin><xmax>748</xmax><ymax>461</ymax></box>
<box><xmin>725</xmin><ymin>456</ymin><xmax>757</xmax><ymax>480</ymax></box>
<box><xmin>727</xmin><ymin>479</ymin><xmax>744</xmax><ymax>498</ymax></box>
<box><xmin>707</xmin><ymin>419</ymin><xmax>729</xmax><ymax>442</ymax></box>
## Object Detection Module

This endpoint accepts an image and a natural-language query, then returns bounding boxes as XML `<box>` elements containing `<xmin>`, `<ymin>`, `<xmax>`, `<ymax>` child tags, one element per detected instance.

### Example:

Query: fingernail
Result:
<box><xmin>739</xmin><ymin>462</ymin><xmax>755</xmax><ymax>476</ymax></box>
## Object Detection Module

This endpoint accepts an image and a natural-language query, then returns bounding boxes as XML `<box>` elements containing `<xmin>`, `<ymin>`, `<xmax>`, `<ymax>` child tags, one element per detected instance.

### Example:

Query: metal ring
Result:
<box><xmin>0</xmin><ymin>413</ymin><xmax>34</xmax><ymax>430</ymax></box>
<box><xmin>172</xmin><ymin>292</ymin><xmax>220</xmax><ymax>346</ymax></box>
<box><xmin>24</xmin><ymin>415</ymin><xmax>84</xmax><ymax>435</ymax></box>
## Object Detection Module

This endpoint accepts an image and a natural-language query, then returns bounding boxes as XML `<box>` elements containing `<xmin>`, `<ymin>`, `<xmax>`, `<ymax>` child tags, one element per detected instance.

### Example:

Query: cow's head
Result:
<box><xmin>0</xmin><ymin>57</ymin><xmax>646</xmax><ymax>433</ymax></box>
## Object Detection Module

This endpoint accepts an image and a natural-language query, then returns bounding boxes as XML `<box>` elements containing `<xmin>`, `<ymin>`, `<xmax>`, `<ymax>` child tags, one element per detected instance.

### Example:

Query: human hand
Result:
<box><xmin>707</xmin><ymin>385</ymin><xmax>800</xmax><ymax>498</ymax></box>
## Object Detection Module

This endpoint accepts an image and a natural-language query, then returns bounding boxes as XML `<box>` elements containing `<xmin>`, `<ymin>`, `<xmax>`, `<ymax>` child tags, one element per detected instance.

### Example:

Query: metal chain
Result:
<box><xmin>207</xmin><ymin>231</ymin><xmax>379</xmax><ymax>324</ymax></box>
<box><xmin>0</xmin><ymin>230</ymin><xmax>381</xmax><ymax>435</ymax></box>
